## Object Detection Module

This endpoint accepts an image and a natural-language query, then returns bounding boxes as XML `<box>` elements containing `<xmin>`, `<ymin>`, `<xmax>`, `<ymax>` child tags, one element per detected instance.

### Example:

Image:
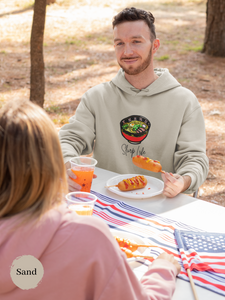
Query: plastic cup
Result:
<box><xmin>66</xmin><ymin>192</ymin><xmax>97</xmax><ymax>216</ymax></box>
<box><xmin>70</xmin><ymin>157</ymin><xmax>97</xmax><ymax>192</ymax></box>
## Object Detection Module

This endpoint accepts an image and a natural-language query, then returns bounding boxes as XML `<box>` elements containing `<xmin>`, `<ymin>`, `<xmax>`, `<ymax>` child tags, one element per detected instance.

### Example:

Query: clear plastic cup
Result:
<box><xmin>66</xmin><ymin>192</ymin><xmax>97</xmax><ymax>216</ymax></box>
<box><xmin>70</xmin><ymin>157</ymin><xmax>97</xmax><ymax>192</ymax></box>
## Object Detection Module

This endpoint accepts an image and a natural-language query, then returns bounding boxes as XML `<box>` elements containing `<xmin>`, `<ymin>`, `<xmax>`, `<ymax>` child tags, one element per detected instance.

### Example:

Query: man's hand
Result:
<box><xmin>161</xmin><ymin>172</ymin><xmax>191</xmax><ymax>198</ymax></box>
<box><xmin>65</xmin><ymin>161</ymin><xmax>82</xmax><ymax>192</ymax></box>
<box><xmin>155</xmin><ymin>252</ymin><xmax>181</xmax><ymax>276</ymax></box>
<box><xmin>65</xmin><ymin>161</ymin><xmax>97</xmax><ymax>193</ymax></box>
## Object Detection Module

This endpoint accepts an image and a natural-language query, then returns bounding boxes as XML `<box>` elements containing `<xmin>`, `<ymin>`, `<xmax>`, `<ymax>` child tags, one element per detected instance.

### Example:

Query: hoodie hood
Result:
<box><xmin>111</xmin><ymin>68</ymin><xmax>181</xmax><ymax>97</ymax></box>
<box><xmin>0</xmin><ymin>204</ymin><xmax>69</xmax><ymax>294</ymax></box>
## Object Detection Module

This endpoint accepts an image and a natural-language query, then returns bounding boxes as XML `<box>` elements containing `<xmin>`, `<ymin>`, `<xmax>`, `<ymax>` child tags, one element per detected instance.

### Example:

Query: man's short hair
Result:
<box><xmin>112</xmin><ymin>7</ymin><xmax>156</xmax><ymax>42</ymax></box>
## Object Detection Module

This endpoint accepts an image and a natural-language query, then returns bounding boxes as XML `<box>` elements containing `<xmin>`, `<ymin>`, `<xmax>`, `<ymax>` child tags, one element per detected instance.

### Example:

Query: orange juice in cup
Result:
<box><xmin>66</xmin><ymin>192</ymin><xmax>97</xmax><ymax>216</ymax></box>
<box><xmin>70</xmin><ymin>157</ymin><xmax>97</xmax><ymax>192</ymax></box>
<box><xmin>69</xmin><ymin>204</ymin><xmax>93</xmax><ymax>215</ymax></box>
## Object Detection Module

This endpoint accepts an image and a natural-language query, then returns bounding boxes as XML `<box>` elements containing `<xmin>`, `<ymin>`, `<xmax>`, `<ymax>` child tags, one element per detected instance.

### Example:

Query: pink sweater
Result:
<box><xmin>0</xmin><ymin>204</ymin><xmax>177</xmax><ymax>299</ymax></box>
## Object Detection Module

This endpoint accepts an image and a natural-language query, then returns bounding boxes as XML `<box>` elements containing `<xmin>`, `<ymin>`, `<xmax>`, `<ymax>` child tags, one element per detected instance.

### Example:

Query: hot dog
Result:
<box><xmin>118</xmin><ymin>175</ymin><xmax>147</xmax><ymax>191</ymax></box>
<box><xmin>120</xmin><ymin>247</ymin><xmax>154</xmax><ymax>259</ymax></box>
<box><xmin>132</xmin><ymin>155</ymin><xmax>162</xmax><ymax>173</ymax></box>
<box><xmin>106</xmin><ymin>175</ymin><xmax>147</xmax><ymax>191</ymax></box>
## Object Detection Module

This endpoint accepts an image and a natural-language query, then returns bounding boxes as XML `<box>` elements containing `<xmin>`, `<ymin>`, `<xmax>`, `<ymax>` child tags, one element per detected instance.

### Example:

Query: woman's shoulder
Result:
<box><xmin>64</xmin><ymin>210</ymin><xmax>118</xmax><ymax>248</ymax></box>
<box><xmin>48</xmin><ymin>207</ymin><xmax>124</xmax><ymax>273</ymax></box>
<box><xmin>52</xmin><ymin>205</ymin><xmax>121</xmax><ymax>255</ymax></box>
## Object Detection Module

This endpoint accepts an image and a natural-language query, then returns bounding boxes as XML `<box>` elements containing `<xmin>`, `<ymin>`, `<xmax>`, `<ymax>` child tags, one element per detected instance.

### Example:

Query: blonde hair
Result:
<box><xmin>0</xmin><ymin>99</ymin><xmax>68</xmax><ymax>220</ymax></box>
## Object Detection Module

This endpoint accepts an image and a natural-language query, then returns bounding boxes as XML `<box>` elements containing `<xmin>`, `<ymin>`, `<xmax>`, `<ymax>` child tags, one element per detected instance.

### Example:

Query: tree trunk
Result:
<box><xmin>47</xmin><ymin>0</ymin><xmax>56</xmax><ymax>4</ymax></box>
<box><xmin>202</xmin><ymin>0</ymin><xmax>225</xmax><ymax>57</ymax></box>
<box><xmin>30</xmin><ymin>0</ymin><xmax>47</xmax><ymax>107</ymax></box>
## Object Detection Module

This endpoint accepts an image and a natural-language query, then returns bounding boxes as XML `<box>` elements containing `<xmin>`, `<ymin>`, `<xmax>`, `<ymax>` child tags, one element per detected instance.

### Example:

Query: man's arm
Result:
<box><xmin>173</xmin><ymin>103</ymin><xmax>209</xmax><ymax>194</ymax></box>
<box><xmin>59</xmin><ymin>96</ymin><xmax>96</xmax><ymax>164</ymax></box>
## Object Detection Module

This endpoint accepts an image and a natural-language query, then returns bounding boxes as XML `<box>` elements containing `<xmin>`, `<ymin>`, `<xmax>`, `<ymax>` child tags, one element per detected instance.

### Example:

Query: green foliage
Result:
<box><xmin>155</xmin><ymin>55</ymin><xmax>170</xmax><ymax>61</ymax></box>
<box><xmin>164</xmin><ymin>40</ymin><xmax>179</xmax><ymax>45</ymax></box>
<box><xmin>0</xmin><ymin>97</ymin><xmax>6</xmax><ymax>109</ymax></box>
<box><xmin>184</xmin><ymin>44</ymin><xmax>203</xmax><ymax>52</ymax></box>
<box><xmin>161</xmin><ymin>1</ymin><xmax>183</xmax><ymax>6</ymax></box>
<box><xmin>85</xmin><ymin>34</ymin><xmax>94</xmax><ymax>39</ymax></box>
<box><xmin>178</xmin><ymin>78</ymin><xmax>190</xmax><ymax>83</ymax></box>
<box><xmin>161</xmin><ymin>0</ymin><xmax>206</xmax><ymax>5</ymax></box>
<box><xmin>84</xmin><ymin>34</ymin><xmax>112</xmax><ymax>45</ymax></box>
<box><xmin>86</xmin><ymin>59</ymin><xmax>96</xmax><ymax>65</ymax></box>
<box><xmin>97</xmin><ymin>36</ymin><xmax>112</xmax><ymax>44</ymax></box>
<box><xmin>52</xmin><ymin>115</ymin><xmax>70</xmax><ymax>125</ymax></box>
<box><xmin>45</xmin><ymin>104</ymin><xmax>70</xmax><ymax>125</ymax></box>
<box><xmin>22</xmin><ymin>0</ymin><xmax>34</xmax><ymax>9</ymax></box>
<box><xmin>65</xmin><ymin>39</ymin><xmax>85</xmax><ymax>47</ymax></box>
<box><xmin>45</xmin><ymin>105</ymin><xmax>61</xmax><ymax>113</ymax></box>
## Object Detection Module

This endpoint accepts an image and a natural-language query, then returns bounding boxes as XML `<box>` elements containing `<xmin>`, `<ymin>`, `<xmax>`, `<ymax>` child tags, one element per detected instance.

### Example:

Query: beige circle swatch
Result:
<box><xmin>10</xmin><ymin>255</ymin><xmax>44</xmax><ymax>290</ymax></box>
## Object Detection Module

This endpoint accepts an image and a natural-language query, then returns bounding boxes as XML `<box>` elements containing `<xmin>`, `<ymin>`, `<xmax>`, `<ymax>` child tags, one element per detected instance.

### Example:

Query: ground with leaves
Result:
<box><xmin>0</xmin><ymin>0</ymin><xmax>225</xmax><ymax>206</ymax></box>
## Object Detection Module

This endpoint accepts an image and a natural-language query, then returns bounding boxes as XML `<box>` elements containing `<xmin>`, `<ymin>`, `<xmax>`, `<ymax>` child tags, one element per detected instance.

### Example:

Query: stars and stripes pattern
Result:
<box><xmin>174</xmin><ymin>230</ymin><xmax>225</xmax><ymax>274</ymax></box>
<box><xmin>91</xmin><ymin>190</ymin><xmax>225</xmax><ymax>297</ymax></box>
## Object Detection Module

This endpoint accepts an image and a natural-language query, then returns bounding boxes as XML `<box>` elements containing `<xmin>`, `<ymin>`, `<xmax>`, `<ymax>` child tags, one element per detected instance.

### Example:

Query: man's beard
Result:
<box><xmin>119</xmin><ymin>46</ymin><xmax>153</xmax><ymax>76</ymax></box>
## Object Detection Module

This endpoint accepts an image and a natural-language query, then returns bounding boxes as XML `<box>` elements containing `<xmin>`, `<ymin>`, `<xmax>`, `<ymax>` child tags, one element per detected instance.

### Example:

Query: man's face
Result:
<box><xmin>113</xmin><ymin>20</ymin><xmax>153</xmax><ymax>75</ymax></box>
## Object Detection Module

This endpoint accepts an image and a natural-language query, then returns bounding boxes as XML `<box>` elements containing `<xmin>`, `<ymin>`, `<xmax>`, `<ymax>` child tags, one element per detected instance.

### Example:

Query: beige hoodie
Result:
<box><xmin>59</xmin><ymin>68</ymin><xmax>209</xmax><ymax>193</ymax></box>
<box><xmin>0</xmin><ymin>204</ymin><xmax>177</xmax><ymax>299</ymax></box>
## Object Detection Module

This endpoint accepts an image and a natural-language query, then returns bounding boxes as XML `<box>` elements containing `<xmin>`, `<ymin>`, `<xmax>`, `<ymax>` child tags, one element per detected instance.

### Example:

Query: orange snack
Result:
<box><xmin>120</xmin><ymin>247</ymin><xmax>133</xmax><ymax>258</ymax></box>
<box><xmin>117</xmin><ymin>175</ymin><xmax>147</xmax><ymax>191</ymax></box>
<box><xmin>115</xmin><ymin>237</ymin><xmax>139</xmax><ymax>252</ymax></box>
<box><xmin>114</xmin><ymin>236</ymin><xmax>156</xmax><ymax>252</ymax></box>
<box><xmin>120</xmin><ymin>247</ymin><xmax>153</xmax><ymax>259</ymax></box>
<box><xmin>132</xmin><ymin>155</ymin><xmax>162</xmax><ymax>173</ymax></box>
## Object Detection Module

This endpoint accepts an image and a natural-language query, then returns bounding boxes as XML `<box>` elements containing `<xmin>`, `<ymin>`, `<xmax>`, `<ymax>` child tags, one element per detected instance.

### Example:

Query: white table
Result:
<box><xmin>92</xmin><ymin>167</ymin><xmax>225</xmax><ymax>300</ymax></box>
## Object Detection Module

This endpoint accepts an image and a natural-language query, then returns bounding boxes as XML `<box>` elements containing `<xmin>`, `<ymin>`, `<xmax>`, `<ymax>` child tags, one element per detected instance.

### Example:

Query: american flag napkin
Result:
<box><xmin>91</xmin><ymin>190</ymin><xmax>225</xmax><ymax>296</ymax></box>
<box><xmin>174</xmin><ymin>230</ymin><xmax>225</xmax><ymax>274</ymax></box>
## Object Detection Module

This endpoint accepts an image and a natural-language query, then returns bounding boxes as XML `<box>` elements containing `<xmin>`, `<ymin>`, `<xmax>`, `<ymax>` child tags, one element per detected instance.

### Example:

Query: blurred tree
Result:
<box><xmin>47</xmin><ymin>0</ymin><xmax>56</xmax><ymax>4</ymax></box>
<box><xmin>202</xmin><ymin>0</ymin><xmax>225</xmax><ymax>57</ymax></box>
<box><xmin>30</xmin><ymin>0</ymin><xmax>47</xmax><ymax>107</ymax></box>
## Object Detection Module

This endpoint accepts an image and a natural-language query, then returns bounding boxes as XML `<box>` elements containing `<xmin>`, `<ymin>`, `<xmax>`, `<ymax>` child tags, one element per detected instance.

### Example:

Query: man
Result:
<box><xmin>59</xmin><ymin>7</ymin><xmax>209</xmax><ymax>198</ymax></box>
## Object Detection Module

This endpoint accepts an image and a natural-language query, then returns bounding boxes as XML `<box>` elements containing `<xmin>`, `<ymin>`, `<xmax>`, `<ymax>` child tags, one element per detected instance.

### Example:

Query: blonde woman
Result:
<box><xmin>0</xmin><ymin>99</ymin><xmax>180</xmax><ymax>300</ymax></box>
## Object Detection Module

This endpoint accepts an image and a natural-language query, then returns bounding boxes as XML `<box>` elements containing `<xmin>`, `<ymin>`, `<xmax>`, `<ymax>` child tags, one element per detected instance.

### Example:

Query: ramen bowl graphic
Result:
<box><xmin>120</xmin><ymin>115</ymin><xmax>151</xmax><ymax>145</ymax></box>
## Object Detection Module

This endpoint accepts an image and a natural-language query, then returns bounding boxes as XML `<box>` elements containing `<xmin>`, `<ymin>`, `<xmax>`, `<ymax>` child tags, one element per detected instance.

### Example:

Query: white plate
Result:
<box><xmin>111</xmin><ymin>229</ymin><xmax>153</xmax><ymax>279</ymax></box>
<box><xmin>106</xmin><ymin>174</ymin><xmax>164</xmax><ymax>199</ymax></box>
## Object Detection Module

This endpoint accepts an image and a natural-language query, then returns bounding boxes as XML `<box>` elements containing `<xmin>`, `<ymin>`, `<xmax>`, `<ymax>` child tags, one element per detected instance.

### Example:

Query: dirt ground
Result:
<box><xmin>0</xmin><ymin>0</ymin><xmax>225</xmax><ymax>206</ymax></box>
